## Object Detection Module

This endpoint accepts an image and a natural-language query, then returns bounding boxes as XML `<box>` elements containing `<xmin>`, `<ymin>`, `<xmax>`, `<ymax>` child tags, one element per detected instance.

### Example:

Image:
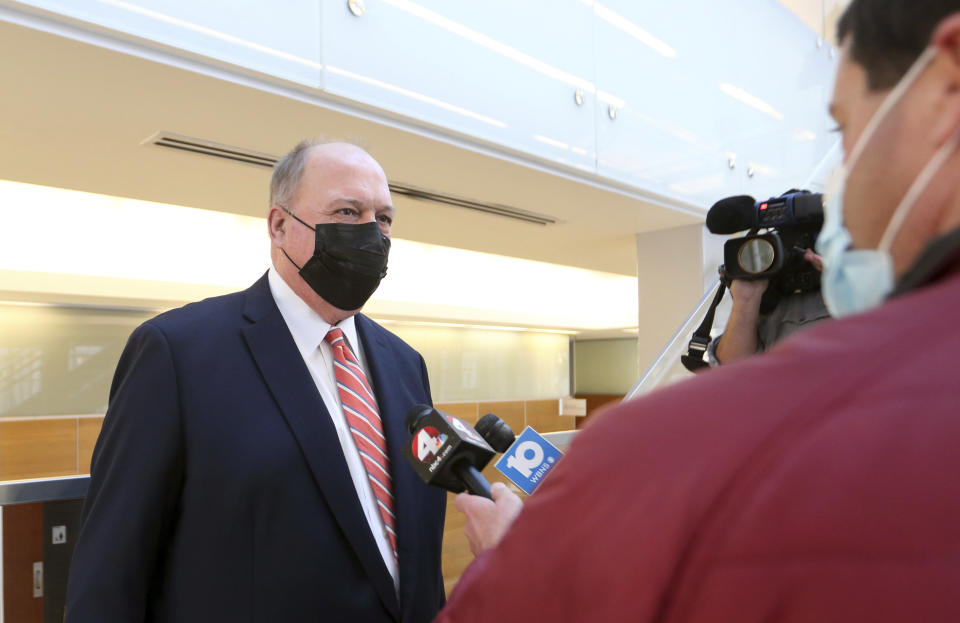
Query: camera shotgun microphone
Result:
<box><xmin>706</xmin><ymin>195</ymin><xmax>757</xmax><ymax>234</ymax></box>
<box><xmin>402</xmin><ymin>404</ymin><xmax>495</xmax><ymax>499</ymax></box>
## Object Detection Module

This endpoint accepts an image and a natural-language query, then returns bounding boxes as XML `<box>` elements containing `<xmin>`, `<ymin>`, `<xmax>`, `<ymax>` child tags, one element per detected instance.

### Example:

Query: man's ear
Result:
<box><xmin>931</xmin><ymin>14</ymin><xmax>960</xmax><ymax>143</ymax></box>
<box><xmin>267</xmin><ymin>205</ymin><xmax>286</xmax><ymax>246</ymax></box>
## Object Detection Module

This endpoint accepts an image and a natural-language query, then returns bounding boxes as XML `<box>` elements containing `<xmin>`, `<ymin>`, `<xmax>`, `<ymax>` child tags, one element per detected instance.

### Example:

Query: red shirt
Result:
<box><xmin>437</xmin><ymin>271</ymin><xmax>960</xmax><ymax>622</ymax></box>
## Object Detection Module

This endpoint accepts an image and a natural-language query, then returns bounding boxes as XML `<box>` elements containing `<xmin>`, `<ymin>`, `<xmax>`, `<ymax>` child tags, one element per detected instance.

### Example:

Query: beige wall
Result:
<box><xmin>636</xmin><ymin>224</ymin><xmax>704</xmax><ymax>374</ymax></box>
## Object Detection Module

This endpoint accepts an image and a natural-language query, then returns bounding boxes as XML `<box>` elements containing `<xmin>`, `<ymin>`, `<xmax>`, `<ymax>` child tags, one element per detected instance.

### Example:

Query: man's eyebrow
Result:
<box><xmin>828</xmin><ymin>102</ymin><xmax>839</xmax><ymax>120</ymax></box>
<box><xmin>331</xmin><ymin>197</ymin><xmax>394</xmax><ymax>213</ymax></box>
<box><xmin>331</xmin><ymin>197</ymin><xmax>363</xmax><ymax>206</ymax></box>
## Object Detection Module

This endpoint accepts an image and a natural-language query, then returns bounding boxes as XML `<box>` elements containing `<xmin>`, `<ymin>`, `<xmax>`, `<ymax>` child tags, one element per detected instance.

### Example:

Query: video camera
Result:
<box><xmin>681</xmin><ymin>189</ymin><xmax>824</xmax><ymax>372</ymax></box>
<box><xmin>707</xmin><ymin>190</ymin><xmax>823</xmax><ymax>312</ymax></box>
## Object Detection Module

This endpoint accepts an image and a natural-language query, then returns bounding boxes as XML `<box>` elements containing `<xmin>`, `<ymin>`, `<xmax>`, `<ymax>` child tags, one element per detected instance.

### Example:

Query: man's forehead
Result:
<box><xmin>304</xmin><ymin>143</ymin><xmax>383</xmax><ymax>174</ymax></box>
<box><xmin>298</xmin><ymin>146</ymin><xmax>388</xmax><ymax>191</ymax></box>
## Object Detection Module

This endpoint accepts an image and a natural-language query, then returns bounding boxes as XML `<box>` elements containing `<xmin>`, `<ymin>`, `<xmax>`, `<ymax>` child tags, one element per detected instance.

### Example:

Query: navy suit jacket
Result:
<box><xmin>66</xmin><ymin>274</ymin><xmax>446</xmax><ymax>622</ymax></box>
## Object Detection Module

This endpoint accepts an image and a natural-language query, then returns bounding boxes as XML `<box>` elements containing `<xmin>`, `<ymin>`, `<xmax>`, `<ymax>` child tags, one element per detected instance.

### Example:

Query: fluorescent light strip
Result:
<box><xmin>533</xmin><ymin>134</ymin><xmax>571</xmax><ymax>151</ymax></box>
<box><xmin>380</xmin><ymin>0</ymin><xmax>625</xmax><ymax>107</ymax></box>
<box><xmin>0</xmin><ymin>180</ymin><xmax>267</xmax><ymax>286</ymax></box>
<box><xmin>95</xmin><ymin>0</ymin><xmax>324</xmax><ymax>70</ymax></box>
<box><xmin>592</xmin><ymin>3</ymin><xmax>677</xmax><ymax>58</ymax></box>
<box><xmin>718</xmin><ymin>82</ymin><xmax>785</xmax><ymax>121</ymax></box>
<box><xmin>377</xmin><ymin>239</ymin><xmax>638</xmax><ymax>329</ymax></box>
<box><xmin>533</xmin><ymin>135</ymin><xmax>591</xmax><ymax>158</ymax></box>
<box><xmin>0</xmin><ymin>180</ymin><xmax>639</xmax><ymax>330</ymax></box>
<box><xmin>327</xmin><ymin>65</ymin><xmax>507</xmax><ymax>128</ymax></box>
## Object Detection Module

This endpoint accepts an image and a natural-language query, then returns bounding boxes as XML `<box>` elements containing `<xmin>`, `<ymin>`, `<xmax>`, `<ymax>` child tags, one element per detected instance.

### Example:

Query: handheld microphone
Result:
<box><xmin>476</xmin><ymin>413</ymin><xmax>565</xmax><ymax>495</ymax></box>
<box><xmin>402</xmin><ymin>404</ymin><xmax>495</xmax><ymax>499</ymax></box>
<box><xmin>706</xmin><ymin>195</ymin><xmax>757</xmax><ymax>234</ymax></box>
<box><xmin>475</xmin><ymin>412</ymin><xmax>516</xmax><ymax>452</ymax></box>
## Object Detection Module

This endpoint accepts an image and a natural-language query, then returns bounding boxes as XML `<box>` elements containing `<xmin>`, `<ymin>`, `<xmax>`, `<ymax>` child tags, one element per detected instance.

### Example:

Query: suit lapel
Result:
<box><xmin>355</xmin><ymin>314</ymin><xmax>426</xmax><ymax>616</ymax></box>
<box><xmin>240</xmin><ymin>276</ymin><xmax>400</xmax><ymax>620</ymax></box>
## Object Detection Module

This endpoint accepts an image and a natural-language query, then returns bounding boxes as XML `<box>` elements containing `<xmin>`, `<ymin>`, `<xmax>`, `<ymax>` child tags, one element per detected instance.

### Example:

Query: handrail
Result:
<box><xmin>624</xmin><ymin>277</ymin><xmax>722</xmax><ymax>401</ymax></box>
<box><xmin>0</xmin><ymin>475</ymin><xmax>89</xmax><ymax>505</ymax></box>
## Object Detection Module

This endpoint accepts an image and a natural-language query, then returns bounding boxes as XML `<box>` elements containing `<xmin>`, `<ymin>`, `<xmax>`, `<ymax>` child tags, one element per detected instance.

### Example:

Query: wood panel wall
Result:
<box><xmin>2</xmin><ymin>503</ymin><xmax>44</xmax><ymax>623</ymax></box>
<box><xmin>574</xmin><ymin>393</ymin><xmax>625</xmax><ymax>428</ymax></box>
<box><xmin>0</xmin><ymin>416</ymin><xmax>103</xmax><ymax>481</ymax></box>
<box><xmin>0</xmin><ymin>399</ymin><xmax>576</xmax><ymax>597</ymax></box>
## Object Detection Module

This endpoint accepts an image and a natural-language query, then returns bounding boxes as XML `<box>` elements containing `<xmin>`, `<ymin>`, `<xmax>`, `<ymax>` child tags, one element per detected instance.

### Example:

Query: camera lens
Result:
<box><xmin>738</xmin><ymin>238</ymin><xmax>776</xmax><ymax>274</ymax></box>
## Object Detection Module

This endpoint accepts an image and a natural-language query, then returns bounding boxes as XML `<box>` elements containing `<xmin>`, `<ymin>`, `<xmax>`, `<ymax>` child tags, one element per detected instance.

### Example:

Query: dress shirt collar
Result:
<box><xmin>267</xmin><ymin>266</ymin><xmax>362</xmax><ymax>359</ymax></box>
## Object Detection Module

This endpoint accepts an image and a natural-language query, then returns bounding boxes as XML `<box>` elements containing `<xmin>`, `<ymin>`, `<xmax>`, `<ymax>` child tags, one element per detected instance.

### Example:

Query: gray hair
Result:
<box><xmin>269</xmin><ymin>139</ymin><xmax>318</xmax><ymax>208</ymax></box>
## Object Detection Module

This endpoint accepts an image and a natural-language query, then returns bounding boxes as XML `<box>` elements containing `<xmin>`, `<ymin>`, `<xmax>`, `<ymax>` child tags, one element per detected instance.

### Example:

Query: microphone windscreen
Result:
<box><xmin>475</xmin><ymin>413</ymin><xmax>516</xmax><ymax>453</ymax></box>
<box><xmin>405</xmin><ymin>404</ymin><xmax>433</xmax><ymax>434</ymax></box>
<box><xmin>707</xmin><ymin>195</ymin><xmax>756</xmax><ymax>234</ymax></box>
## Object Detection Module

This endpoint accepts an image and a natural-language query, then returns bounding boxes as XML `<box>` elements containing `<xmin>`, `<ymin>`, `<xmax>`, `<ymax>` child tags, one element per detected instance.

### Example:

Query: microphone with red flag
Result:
<box><xmin>402</xmin><ymin>404</ymin><xmax>495</xmax><ymax>499</ymax></box>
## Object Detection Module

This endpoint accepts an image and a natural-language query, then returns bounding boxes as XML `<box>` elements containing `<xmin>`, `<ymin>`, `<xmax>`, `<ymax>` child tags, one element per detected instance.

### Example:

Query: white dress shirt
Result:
<box><xmin>268</xmin><ymin>267</ymin><xmax>399</xmax><ymax>590</ymax></box>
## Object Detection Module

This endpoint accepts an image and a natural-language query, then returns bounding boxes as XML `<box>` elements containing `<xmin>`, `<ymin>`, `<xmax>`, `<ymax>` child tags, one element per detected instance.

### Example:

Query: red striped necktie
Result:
<box><xmin>324</xmin><ymin>328</ymin><xmax>398</xmax><ymax>560</ymax></box>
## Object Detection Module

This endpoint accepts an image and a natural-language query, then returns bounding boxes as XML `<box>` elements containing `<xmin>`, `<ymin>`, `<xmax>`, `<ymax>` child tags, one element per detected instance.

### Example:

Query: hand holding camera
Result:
<box><xmin>682</xmin><ymin>190</ymin><xmax>831</xmax><ymax>371</ymax></box>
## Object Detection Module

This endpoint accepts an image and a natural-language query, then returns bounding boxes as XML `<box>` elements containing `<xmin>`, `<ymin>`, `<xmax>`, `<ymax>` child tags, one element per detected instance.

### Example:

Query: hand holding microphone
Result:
<box><xmin>403</xmin><ymin>407</ymin><xmax>564</xmax><ymax>555</ymax></box>
<box><xmin>459</xmin><ymin>413</ymin><xmax>566</xmax><ymax>555</ymax></box>
<box><xmin>454</xmin><ymin>482</ymin><xmax>524</xmax><ymax>556</ymax></box>
<box><xmin>402</xmin><ymin>404</ymin><xmax>496</xmax><ymax>498</ymax></box>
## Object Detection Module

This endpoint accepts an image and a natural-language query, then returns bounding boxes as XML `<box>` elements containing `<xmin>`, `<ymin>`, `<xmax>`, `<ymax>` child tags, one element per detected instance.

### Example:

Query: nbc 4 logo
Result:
<box><xmin>414</xmin><ymin>426</ymin><xmax>448</xmax><ymax>462</ymax></box>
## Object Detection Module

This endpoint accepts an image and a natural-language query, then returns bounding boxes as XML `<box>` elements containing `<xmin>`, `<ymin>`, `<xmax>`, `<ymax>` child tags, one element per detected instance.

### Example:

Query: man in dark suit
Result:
<box><xmin>65</xmin><ymin>141</ymin><xmax>446</xmax><ymax>622</ymax></box>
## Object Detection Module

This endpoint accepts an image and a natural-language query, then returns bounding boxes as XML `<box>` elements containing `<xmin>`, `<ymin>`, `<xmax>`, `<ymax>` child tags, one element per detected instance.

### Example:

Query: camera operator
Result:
<box><xmin>710</xmin><ymin>248</ymin><xmax>830</xmax><ymax>365</ymax></box>
<box><xmin>677</xmin><ymin>188</ymin><xmax>833</xmax><ymax>370</ymax></box>
<box><xmin>435</xmin><ymin>2</ymin><xmax>960</xmax><ymax>620</ymax></box>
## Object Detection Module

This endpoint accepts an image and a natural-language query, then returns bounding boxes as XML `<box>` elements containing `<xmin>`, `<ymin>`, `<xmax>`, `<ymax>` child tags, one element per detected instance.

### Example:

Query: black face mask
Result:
<box><xmin>281</xmin><ymin>207</ymin><xmax>391</xmax><ymax>310</ymax></box>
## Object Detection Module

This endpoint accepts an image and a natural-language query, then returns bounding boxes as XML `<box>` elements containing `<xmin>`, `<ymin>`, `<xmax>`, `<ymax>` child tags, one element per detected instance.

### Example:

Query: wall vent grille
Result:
<box><xmin>144</xmin><ymin>132</ymin><xmax>558</xmax><ymax>225</ymax></box>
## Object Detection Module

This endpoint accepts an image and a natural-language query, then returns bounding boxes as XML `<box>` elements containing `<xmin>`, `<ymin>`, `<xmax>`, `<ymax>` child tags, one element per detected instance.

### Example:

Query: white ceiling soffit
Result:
<box><xmin>144</xmin><ymin>132</ymin><xmax>560</xmax><ymax>226</ymax></box>
<box><xmin>0</xmin><ymin>14</ymin><xmax>700</xmax><ymax>276</ymax></box>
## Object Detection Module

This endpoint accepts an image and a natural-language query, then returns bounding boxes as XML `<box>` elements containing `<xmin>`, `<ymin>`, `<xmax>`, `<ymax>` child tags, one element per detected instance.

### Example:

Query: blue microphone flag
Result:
<box><xmin>494</xmin><ymin>427</ymin><xmax>563</xmax><ymax>495</ymax></box>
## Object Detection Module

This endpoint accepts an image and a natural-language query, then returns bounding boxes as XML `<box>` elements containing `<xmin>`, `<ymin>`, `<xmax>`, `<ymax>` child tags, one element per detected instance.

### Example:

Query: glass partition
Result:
<box><xmin>320</xmin><ymin>0</ymin><xmax>598</xmax><ymax>170</ymax></box>
<box><xmin>0</xmin><ymin>303</ymin><xmax>155</xmax><ymax>418</ymax></box>
<box><xmin>386</xmin><ymin>324</ymin><xmax>570</xmax><ymax>402</ymax></box>
<box><xmin>0</xmin><ymin>300</ymin><xmax>572</xmax><ymax>420</ymax></box>
<box><xmin>593</xmin><ymin>0</ymin><xmax>838</xmax><ymax>208</ymax></box>
<box><xmin>626</xmin><ymin>278</ymin><xmax>727</xmax><ymax>400</ymax></box>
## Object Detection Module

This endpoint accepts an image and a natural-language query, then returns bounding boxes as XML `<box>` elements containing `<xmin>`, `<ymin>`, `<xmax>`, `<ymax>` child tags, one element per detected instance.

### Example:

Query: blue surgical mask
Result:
<box><xmin>817</xmin><ymin>47</ymin><xmax>959</xmax><ymax>317</ymax></box>
<box><xmin>817</xmin><ymin>166</ymin><xmax>895</xmax><ymax>317</ymax></box>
